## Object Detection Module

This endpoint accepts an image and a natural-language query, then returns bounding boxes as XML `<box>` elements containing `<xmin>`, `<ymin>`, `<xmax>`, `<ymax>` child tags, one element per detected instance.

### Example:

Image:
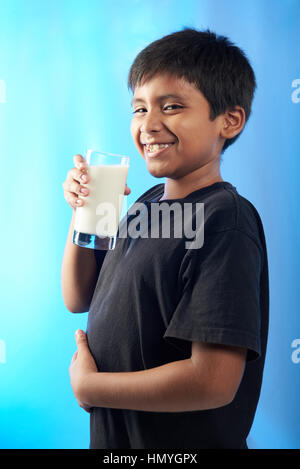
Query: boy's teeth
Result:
<box><xmin>147</xmin><ymin>143</ymin><xmax>171</xmax><ymax>152</ymax></box>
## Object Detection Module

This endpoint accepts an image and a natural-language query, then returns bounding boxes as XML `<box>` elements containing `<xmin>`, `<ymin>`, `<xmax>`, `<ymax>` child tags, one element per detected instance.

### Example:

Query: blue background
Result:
<box><xmin>0</xmin><ymin>0</ymin><xmax>299</xmax><ymax>449</ymax></box>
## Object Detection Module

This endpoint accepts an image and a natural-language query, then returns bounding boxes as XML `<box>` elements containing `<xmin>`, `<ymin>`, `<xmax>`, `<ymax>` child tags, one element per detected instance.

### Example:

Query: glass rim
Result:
<box><xmin>86</xmin><ymin>149</ymin><xmax>130</xmax><ymax>160</ymax></box>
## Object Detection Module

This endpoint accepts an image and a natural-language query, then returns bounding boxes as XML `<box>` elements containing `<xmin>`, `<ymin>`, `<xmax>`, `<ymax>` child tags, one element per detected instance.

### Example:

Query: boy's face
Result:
<box><xmin>130</xmin><ymin>73</ymin><xmax>225</xmax><ymax>180</ymax></box>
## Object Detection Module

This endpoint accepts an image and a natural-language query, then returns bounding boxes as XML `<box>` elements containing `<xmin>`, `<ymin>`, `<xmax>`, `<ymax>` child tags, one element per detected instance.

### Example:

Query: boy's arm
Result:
<box><xmin>70</xmin><ymin>332</ymin><xmax>246</xmax><ymax>412</ymax></box>
<box><xmin>61</xmin><ymin>211</ymin><xmax>100</xmax><ymax>313</ymax></box>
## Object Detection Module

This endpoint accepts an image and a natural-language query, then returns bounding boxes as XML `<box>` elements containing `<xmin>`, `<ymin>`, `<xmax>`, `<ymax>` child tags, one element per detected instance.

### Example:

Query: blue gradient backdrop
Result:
<box><xmin>0</xmin><ymin>0</ymin><xmax>299</xmax><ymax>449</ymax></box>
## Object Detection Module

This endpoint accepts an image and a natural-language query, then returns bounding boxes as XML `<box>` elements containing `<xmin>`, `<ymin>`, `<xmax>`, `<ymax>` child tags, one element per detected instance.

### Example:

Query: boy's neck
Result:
<box><xmin>159</xmin><ymin>162</ymin><xmax>223</xmax><ymax>201</ymax></box>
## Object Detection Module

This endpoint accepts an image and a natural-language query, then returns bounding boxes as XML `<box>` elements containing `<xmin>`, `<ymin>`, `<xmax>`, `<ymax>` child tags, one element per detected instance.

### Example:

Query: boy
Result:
<box><xmin>62</xmin><ymin>28</ymin><xmax>269</xmax><ymax>449</ymax></box>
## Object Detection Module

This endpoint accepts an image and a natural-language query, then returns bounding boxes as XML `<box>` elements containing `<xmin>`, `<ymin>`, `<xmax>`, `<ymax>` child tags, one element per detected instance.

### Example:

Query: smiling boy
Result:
<box><xmin>63</xmin><ymin>28</ymin><xmax>269</xmax><ymax>449</ymax></box>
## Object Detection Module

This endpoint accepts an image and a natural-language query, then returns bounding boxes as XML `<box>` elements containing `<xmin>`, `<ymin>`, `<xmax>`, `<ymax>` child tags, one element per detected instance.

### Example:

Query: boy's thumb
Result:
<box><xmin>75</xmin><ymin>329</ymin><xmax>87</xmax><ymax>346</ymax></box>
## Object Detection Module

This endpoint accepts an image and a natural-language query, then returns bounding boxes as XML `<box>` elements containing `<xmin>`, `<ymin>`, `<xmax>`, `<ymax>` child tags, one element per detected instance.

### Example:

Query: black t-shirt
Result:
<box><xmin>86</xmin><ymin>181</ymin><xmax>269</xmax><ymax>449</ymax></box>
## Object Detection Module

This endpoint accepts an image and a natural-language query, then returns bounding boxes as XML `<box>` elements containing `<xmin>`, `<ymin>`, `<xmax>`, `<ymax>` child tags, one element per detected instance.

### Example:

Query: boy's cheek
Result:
<box><xmin>130</xmin><ymin>121</ymin><xmax>147</xmax><ymax>158</ymax></box>
<box><xmin>138</xmin><ymin>146</ymin><xmax>146</xmax><ymax>160</ymax></box>
<box><xmin>132</xmin><ymin>135</ymin><xmax>145</xmax><ymax>158</ymax></box>
<box><xmin>130</xmin><ymin>120</ymin><xmax>138</xmax><ymax>139</ymax></box>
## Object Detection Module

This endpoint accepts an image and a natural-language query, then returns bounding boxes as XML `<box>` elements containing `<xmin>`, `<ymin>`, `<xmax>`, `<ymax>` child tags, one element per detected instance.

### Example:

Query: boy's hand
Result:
<box><xmin>62</xmin><ymin>154</ymin><xmax>131</xmax><ymax>210</ymax></box>
<box><xmin>69</xmin><ymin>329</ymin><xmax>98</xmax><ymax>406</ymax></box>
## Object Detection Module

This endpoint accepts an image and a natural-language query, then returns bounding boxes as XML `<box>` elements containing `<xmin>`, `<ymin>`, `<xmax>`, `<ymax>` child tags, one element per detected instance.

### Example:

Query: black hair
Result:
<box><xmin>128</xmin><ymin>27</ymin><xmax>256</xmax><ymax>153</ymax></box>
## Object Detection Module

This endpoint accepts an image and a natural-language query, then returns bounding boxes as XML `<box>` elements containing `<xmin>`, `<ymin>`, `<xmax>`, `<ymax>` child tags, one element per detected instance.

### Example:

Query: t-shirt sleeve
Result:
<box><xmin>163</xmin><ymin>229</ymin><xmax>263</xmax><ymax>361</ymax></box>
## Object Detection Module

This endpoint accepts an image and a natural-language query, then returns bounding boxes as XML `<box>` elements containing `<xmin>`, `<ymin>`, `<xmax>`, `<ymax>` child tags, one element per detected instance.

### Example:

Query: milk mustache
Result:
<box><xmin>74</xmin><ymin>164</ymin><xmax>129</xmax><ymax>237</ymax></box>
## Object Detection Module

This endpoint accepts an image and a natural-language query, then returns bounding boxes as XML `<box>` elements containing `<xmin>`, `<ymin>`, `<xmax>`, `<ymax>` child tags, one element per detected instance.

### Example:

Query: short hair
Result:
<box><xmin>128</xmin><ymin>28</ymin><xmax>256</xmax><ymax>153</ymax></box>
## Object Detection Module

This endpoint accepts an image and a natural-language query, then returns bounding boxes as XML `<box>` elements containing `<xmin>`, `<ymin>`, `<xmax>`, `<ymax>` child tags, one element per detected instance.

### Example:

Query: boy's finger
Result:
<box><xmin>73</xmin><ymin>154</ymin><xmax>86</xmax><ymax>168</ymax></box>
<box><xmin>69</xmin><ymin>167</ymin><xmax>89</xmax><ymax>184</ymax></box>
<box><xmin>124</xmin><ymin>185</ymin><xmax>131</xmax><ymax>195</ymax></box>
<box><xmin>75</xmin><ymin>329</ymin><xmax>88</xmax><ymax>349</ymax></box>
<box><xmin>70</xmin><ymin>350</ymin><xmax>78</xmax><ymax>365</ymax></box>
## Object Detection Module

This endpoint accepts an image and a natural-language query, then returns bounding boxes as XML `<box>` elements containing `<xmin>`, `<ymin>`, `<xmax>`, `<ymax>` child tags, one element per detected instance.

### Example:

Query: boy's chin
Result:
<box><xmin>146</xmin><ymin>162</ymin><xmax>180</xmax><ymax>180</ymax></box>
<box><xmin>147</xmin><ymin>166</ymin><xmax>168</xmax><ymax>178</ymax></box>
<box><xmin>145</xmin><ymin>159</ymin><xmax>172</xmax><ymax>178</ymax></box>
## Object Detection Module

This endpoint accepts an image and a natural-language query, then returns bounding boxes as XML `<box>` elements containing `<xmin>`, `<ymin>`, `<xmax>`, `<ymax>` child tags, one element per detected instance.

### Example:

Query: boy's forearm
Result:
<box><xmin>61</xmin><ymin>211</ymin><xmax>99</xmax><ymax>312</ymax></box>
<box><xmin>82</xmin><ymin>358</ymin><xmax>228</xmax><ymax>413</ymax></box>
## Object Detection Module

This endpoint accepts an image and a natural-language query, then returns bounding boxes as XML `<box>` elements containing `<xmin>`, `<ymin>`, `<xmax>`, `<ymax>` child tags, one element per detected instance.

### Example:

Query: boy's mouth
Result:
<box><xmin>143</xmin><ymin>142</ymin><xmax>175</xmax><ymax>158</ymax></box>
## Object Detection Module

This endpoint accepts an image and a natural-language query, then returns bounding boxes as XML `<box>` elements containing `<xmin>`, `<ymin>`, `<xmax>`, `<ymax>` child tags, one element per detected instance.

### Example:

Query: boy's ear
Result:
<box><xmin>220</xmin><ymin>106</ymin><xmax>246</xmax><ymax>140</ymax></box>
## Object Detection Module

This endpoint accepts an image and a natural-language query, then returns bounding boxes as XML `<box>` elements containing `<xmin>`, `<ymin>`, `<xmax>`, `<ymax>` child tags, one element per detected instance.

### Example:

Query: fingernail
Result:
<box><xmin>76</xmin><ymin>199</ymin><xmax>82</xmax><ymax>205</ymax></box>
<box><xmin>81</xmin><ymin>174</ymin><xmax>87</xmax><ymax>182</ymax></box>
<box><xmin>80</xmin><ymin>188</ymin><xmax>88</xmax><ymax>195</ymax></box>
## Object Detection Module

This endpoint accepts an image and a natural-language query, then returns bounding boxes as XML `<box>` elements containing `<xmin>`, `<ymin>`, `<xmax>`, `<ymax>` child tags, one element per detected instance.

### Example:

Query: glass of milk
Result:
<box><xmin>73</xmin><ymin>149</ymin><xmax>130</xmax><ymax>250</ymax></box>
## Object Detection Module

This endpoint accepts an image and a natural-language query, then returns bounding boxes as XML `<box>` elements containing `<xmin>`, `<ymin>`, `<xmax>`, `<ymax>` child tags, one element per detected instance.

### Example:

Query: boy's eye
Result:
<box><xmin>132</xmin><ymin>105</ymin><xmax>183</xmax><ymax>114</ymax></box>
<box><xmin>163</xmin><ymin>104</ymin><xmax>183</xmax><ymax>111</ymax></box>
<box><xmin>132</xmin><ymin>108</ymin><xmax>146</xmax><ymax>114</ymax></box>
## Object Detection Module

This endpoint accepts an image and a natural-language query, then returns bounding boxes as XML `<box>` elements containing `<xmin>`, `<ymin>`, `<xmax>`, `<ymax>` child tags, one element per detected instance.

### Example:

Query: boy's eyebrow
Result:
<box><xmin>131</xmin><ymin>94</ymin><xmax>186</xmax><ymax>107</ymax></box>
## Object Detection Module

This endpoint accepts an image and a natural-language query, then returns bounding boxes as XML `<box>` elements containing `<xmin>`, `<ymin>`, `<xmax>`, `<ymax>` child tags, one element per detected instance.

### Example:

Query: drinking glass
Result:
<box><xmin>73</xmin><ymin>150</ymin><xmax>130</xmax><ymax>250</ymax></box>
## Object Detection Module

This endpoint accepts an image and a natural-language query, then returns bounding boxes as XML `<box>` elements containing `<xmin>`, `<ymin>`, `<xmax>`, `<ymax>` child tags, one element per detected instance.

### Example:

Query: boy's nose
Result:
<box><xmin>140</xmin><ymin>112</ymin><xmax>163</xmax><ymax>134</ymax></box>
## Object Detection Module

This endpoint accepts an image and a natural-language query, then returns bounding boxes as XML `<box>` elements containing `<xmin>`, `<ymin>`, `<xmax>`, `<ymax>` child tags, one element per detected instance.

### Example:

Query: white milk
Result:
<box><xmin>74</xmin><ymin>164</ymin><xmax>129</xmax><ymax>237</ymax></box>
